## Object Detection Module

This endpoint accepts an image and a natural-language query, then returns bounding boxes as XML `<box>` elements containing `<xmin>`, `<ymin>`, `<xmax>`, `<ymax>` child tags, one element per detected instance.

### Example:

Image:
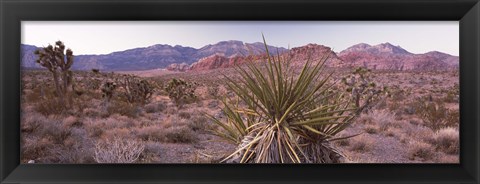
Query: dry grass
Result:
<box><xmin>136</xmin><ymin>126</ymin><xmax>165</xmax><ymax>142</ymax></box>
<box><xmin>407</xmin><ymin>140</ymin><xmax>435</xmax><ymax>161</ymax></box>
<box><xmin>106</xmin><ymin>101</ymin><xmax>142</xmax><ymax>118</ymax></box>
<box><xmin>163</xmin><ymin>126</ymin><xmax>197</xmax><ymax>143</ymax></box>
<box><xmin>432</xmin><ymin>127</ymin><xmax>459</xmax><ymax>154</ymax></box>
<box><xmin>144</xmin><ymin>101</ymin><xmax>167</xmax><ymax>113</ymax></box>
<box><xmin>349</xmin><ymin>135</ymin><xmax>374</xmax><ymax>153</ymax></box>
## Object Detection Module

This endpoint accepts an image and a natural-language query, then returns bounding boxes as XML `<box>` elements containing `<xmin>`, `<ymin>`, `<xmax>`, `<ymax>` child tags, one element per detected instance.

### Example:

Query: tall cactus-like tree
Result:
<box><xmin>34</xmin><ymin>41</ymin><xmax>74</xmax><ymax>107</ymax></box>
<box><xmin>342</xmin><ymin>67</ymin><xmax>388</xmax><ymax>114</ymax></box>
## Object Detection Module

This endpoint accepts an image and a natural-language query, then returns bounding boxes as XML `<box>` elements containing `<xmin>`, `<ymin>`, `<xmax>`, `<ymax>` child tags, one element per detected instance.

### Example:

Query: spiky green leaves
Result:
<box><xmin>210</xmin><ymin>36</ymin><xmax>358</xmax><ymax>163</ymax></box>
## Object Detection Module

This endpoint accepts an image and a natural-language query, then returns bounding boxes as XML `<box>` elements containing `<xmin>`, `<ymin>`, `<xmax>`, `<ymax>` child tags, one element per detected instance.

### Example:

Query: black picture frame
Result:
<box><xmin>1</xmin><ymin>0</ymin><xmax>479</xmax><ymax>183</ymax></box>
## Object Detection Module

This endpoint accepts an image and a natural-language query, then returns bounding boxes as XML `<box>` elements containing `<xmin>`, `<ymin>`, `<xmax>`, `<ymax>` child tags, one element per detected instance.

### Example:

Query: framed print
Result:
<box><xmin>1</xmin><ymin>0</ymin><xmax>479</xmax><ymax>183</ymax></box>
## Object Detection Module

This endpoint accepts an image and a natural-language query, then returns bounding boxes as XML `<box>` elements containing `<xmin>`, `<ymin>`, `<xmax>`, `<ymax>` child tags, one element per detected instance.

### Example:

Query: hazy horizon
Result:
<box><xmin>22</xmin><ymin>21</ymin><xmax>459</xmax><ymax>56</ymax></box>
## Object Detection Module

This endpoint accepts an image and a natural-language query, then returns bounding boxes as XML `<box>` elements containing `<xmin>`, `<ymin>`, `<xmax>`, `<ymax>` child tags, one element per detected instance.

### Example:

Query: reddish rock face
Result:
<box><xmin>286</xmin><ymin>44</ymin><xmax>344</xmax><ymax>67</ymax></box>
<box><xmin>189</xmin><ymin>54</ymin><xmax>262</xmax><ymax>71</ymax></box>
<box><xmin>189</xmin><ymin>44</ymin><xmax>343</xmax><ymax>71</ymax></box>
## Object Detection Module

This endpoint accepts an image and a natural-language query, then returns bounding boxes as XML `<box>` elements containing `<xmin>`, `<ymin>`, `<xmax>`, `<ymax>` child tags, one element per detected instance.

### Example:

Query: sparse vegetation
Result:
<box><xmin>20</xmin><ymin>39</ymin><xmax>459</xmax><ymax>164</ymax></box>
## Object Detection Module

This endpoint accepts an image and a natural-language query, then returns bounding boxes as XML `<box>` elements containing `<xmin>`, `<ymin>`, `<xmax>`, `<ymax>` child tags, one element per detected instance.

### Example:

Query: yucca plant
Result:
<box><xmin>209</xmin><ymin>36</ymin><xmax>359</xmax><ymax>163</ymax></box>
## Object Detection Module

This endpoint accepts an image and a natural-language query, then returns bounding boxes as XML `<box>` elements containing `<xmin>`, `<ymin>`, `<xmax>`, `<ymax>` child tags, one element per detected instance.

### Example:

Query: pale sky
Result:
<box><xmin>21</xmin><ymin>21</ymin><xmax>459</xmax><ymax>56</ymax></box>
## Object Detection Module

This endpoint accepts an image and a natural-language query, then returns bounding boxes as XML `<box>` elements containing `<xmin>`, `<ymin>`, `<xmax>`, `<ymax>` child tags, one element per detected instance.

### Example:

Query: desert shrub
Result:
<box><xmin>416</xmin><ymin>101</ymin><xmax>458</xmax><ymax>131</ymax></box>
<box><xmin>408</xmin><ymin>140</ymin><xmax>435</xmax><ymax>161</ymax></box>
<box><xmin>136</xmin><ymin>126</ymin><xmax>164</xmax><ymax>142</ymax></box>
<box><xmin>21</xmin><ymin>120</ymin><xmax>94</xmax><ymax>163</ymax></box>
<box><xmin>446</xmin><ymin>110</ymin><xmax>460</xmax><ymax>127</ymax></box>
<box><xmin>34</xmin><ymin>98</ymin><xmax>66</xmax><ymax>116</ymax></box>
<box><xmin>371</xmin><ymin>110</ymin><xmax>396</xmax><ymax>131</ymax></box>
<box><xmin>24</xmin><ymin>86</ymin><xmax>47</xmax><ymax>103</ymax></box>
<box><xmin>21</xmin><ymin>113</ymin><xmax>48</xmax><ymax>133</ymax></box>
<box><xmin>442</xmin><ymin>83</ymin><xmax>459</xmax><ymax>103</ymax></box>
<box><xmin>163</xmin><ymin>126</ymin><xmax>197</xmax><ymax>143</ymax></box>
<box><xmin>432</xmin><ymin>127</ymin><xmax>459</xmax><ymax>154</ymax></box>
<box><xmin>165</xmin><ymin>78</ymin><xmax>197</xmax><ymax>108</ymax></box>
<box><xmin>106</xmin><ymin>100</ymin><xmax>141</xmax><ymax>118</ymax></box>
<box><xmin>21</xmin><ymin>137</ymin><xmax>53</xmax><ymax>162</ymax></box>
<box><xmin>349</xmin><ymin>135</ymin><xmax>374</xmax><ymax>153</ymax></box>
<box><xmin>94</xmin><ymin>137</ymin><xmax>145</xmax><ymax>163</ymax></box>
<box><xmin>188</xmin><ymin>115</ymin><xmax>211</xmax><ymax>132</ymax></box>
<box><xmin>144</xmin><ymin>101</ymin><xmax>167</xmax><ymax>113</ymax></box>
<box><xmin>36</xmin><ymin>121</ymin><xmax>72</xmax><ymax>144</ymax></box>
<box><xmin>84</xmin><ymin>119</ymin><xmax>105</xmax><ymax>138</ymax></box>
<box><xmin>48</xmin><ymin>130</ymin><xmax>95</xmax><ymax>164</ymax></box>
<box><xmin>388</xmin><ymin>86</ymin><xmax>407</xmax><ymax>102</ymax></box>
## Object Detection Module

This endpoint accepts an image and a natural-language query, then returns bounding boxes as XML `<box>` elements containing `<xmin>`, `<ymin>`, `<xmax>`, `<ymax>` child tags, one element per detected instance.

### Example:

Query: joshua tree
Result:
<box><xmin>101</xmin><ymin>81</ymin><xmax>117</xmax><ymax>103</ymax></box>
<box><xmin>342</xmin><ymin>67</ymin><xmax>388</xmax><ymax>114</ymax></box>
<box><xmin>164</xmin><ymin>78</ymin><xmax>197</xmax><ymax>108</ymax></box>
<box><xmin>209</xmin><ymin>36</ymin><xmax>359</xmax><ymax>163</ymax></box>
<box><xmin>34</xmin><ymin>41</ymin><xmax>75</xmax><ymax>108</ymax></box>
<box><xmin>116</xmin><ymin>74</ymin><xmax>155</xmax><ymax>105</ymax></box>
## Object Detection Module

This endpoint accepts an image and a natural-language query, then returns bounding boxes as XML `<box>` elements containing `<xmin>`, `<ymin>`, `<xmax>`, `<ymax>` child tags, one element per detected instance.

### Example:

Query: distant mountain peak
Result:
<box><xmin>340</xmin><ymin>42</ymin><xmax>411</xmax><ymax>55</ymax></box>
<box><xmin>216</xmin><ymin>40</ymin><xmax>244</xmax><ymax>45</ymax></box>
<box><xmin>373</xmin><ymin>43</ymin><xmax>410</xmax><ymax>54</ymax></box>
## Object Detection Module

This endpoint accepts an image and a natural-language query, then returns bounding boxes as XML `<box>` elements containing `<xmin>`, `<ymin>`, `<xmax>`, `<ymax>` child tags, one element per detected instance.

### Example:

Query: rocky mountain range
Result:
<box><xmin>336</xmin><ymin>43</ymin><xmax>459</xmax><ymax>70</ymax></box>
<box><xmin>21</xmin><ymin>40</ymin><xmax>287</xmax><ymax>71</ymax></box>
<box><xmin>21</xmin><ymin>40</ymin><xmax>458</xmax><ymax>72</ymax></box>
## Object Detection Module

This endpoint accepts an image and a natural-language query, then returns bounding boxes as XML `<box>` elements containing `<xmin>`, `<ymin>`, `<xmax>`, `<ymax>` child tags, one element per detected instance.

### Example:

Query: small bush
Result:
<box><xmin>188</xmin><ymin>115</ymin><xmax>211</xmax><ymax>132</ymax></box>
<box><xmin>37</xmin><ymin>121</ymin><xmax>72</xmax><ymax>144</ymax></box>
<box><xmin>164</xmin><ymin>126</ymin><xmax>197</xmax><ymax>143</ymax></box>
<box><xmin>35</xmin><ymin>98</ymin><xmax>66</xmax><ymax>116</ymax></box>
<box><xmin>408</xmin><ymin>140</ymin><xmax>435</xmax><ymax>161</ymax></box>
<box><xmin>372</xmin><ymin>110</ymin><xmax>396</xmax><ymax>131</ymax></box>
<box><xmin>94</xmin><ymin>138</ymin><xmax>145</xmax><ymax>163</ymax></box>
<box><xmin>144</xmin><ymin>101</ymin><xmax>167</xmax><ymax>113</ymax></box>
<box><xmin>136</xmin><ymin>126</ymin><xmax>164</xmax><ymax>142</ymax></box>
<box><xmin>21</xmin><ymin>114</ymin><xmax>47</xmax><ymax>133</ymax></box>
<box><xmin>106</xmin><ymin>101</ymin><xmax>141</xmax><ymax>118</ymax></box>
<box><xmin>416</xmin><ymin>101</ymin><xmax>458</xmax><ymax>131</ymax></box>
<box><xmin>432</xmin><ymin>127</ymin><xmax>459</xmax><ymax>154</ymax></box>
<box><xmin>349</xmin><ymin>135</ymin><xmax>374</xmax><ymax>153</ymax></box>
